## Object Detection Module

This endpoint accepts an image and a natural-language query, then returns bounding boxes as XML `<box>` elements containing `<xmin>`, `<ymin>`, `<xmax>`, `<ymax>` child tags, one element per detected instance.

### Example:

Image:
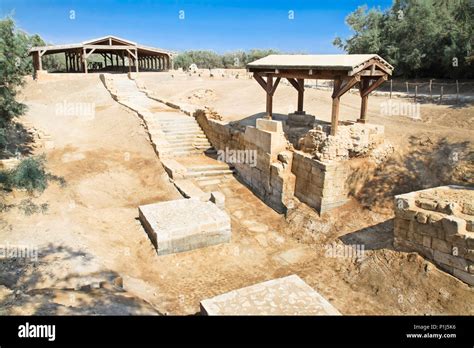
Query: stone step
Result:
<box><xmin>195</xmin><ymin>178</ymin><xmax>222</xmax><ymax>187</ymax></box>
<box><xmin>162</xmin><ymin>150</ymin><xmax>210</xmax><ymax>157</ymax></box>
<box><xmin>153</xmin><ymin>119</ymin><xmax>197</xmax><ymax>125</ymax></box>
<box><xmin>156</xmin><ymin>131</ymin><xmax>207</xmax><ymax>141</ymax></box>
<box><xmin>187</xmin><ymin>164</ymin><xmax>234</xmax><ymax>172</ymax></box>
<box><xmin>160</xmin><ymin>126</ymin><xmax>202</xmax><ymax>132</ymax></box>
<box><xmin>166</xmin><ymin>138</ymin><xmax>210</xmax><ymax>144</ymax></box>
<box><xmin>158</xmin><ymin>144</ymin><xmax>212</xmax><ymax>151</ymax></box>
<box><xmin>162</xmin><ymin>130</ymin><xmax>205</xmax><ymax>136</ymax></box>
<box><xmin>184</xmin><ymin>169</ymin><xmax>235</xmax><ymax>178</ymax></box>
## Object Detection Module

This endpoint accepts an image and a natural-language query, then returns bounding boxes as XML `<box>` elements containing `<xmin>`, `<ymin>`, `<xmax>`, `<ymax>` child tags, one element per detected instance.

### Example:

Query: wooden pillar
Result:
<box><xmin>135</xmin><ymin>50</ymin><xmax>139</xmax><ymax>72</ymax></box>
<box><xmin>83</xmin><ymin>49</ymin><xmax>88</xmax><ymax>73</ymax></box>
<box><xmin>65</xmin><ymin>52</ymin><xmax>69</xmax><ymax>72</ymax></box>
<box><xmin>266</xmin><ymin>75</ymin><xmax>273</xmax><ymax>119</ymax></box>
<box><xmin>127</xmin><ymin>51</ymin><xmax>131</xmax><ymax>73</ymax></box>
<box><xmin>358</xmin><ymin>79</ymin><xmax>369</xmax><ymax>123</ymax></box>
<box><xmin>296</xmin><ymin>78</ymin><xmax>305</xmax><ymax>114</ymax></box>
<box><xmin>331</xmin><ymin>79</ymin><xmax>342</xmax><ymax>136</ymax></box>
<box><xmin>359</xmin><ymin>96</ymin><xmax>368</xmax><ymax>123</ymax></box>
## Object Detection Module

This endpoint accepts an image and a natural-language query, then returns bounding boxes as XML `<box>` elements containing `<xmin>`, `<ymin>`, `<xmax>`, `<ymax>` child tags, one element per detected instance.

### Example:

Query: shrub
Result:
<box><xmin>0</xmin><ymin>154</ymin><xmax>55</xmax><ymax>193</ymax></box>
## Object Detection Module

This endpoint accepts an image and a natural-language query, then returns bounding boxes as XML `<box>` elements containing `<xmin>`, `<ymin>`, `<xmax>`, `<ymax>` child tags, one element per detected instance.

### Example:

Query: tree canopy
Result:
<box><xmin>333</xmin><ymin>0</ymin><xmax>473</xmax><ymax>78</ymax></box>
<box><xmin>173</xmin><ymin>49</ymin><xmax>279</xmax><ymax>70</ymax></box>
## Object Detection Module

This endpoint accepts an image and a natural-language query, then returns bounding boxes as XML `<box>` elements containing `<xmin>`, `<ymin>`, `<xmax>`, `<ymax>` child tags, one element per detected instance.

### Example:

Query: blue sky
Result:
<box><xmin>1</xmin><ymin>0</ymin><xmax>393</xmax><ymax>53</ymax></box>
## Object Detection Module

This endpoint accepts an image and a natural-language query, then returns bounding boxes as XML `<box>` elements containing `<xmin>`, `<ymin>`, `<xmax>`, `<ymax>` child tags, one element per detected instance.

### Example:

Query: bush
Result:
<box><xmin>0</xmin><ymin>154</ymin><xmax>64</xmax><ymax>193</ymax></box>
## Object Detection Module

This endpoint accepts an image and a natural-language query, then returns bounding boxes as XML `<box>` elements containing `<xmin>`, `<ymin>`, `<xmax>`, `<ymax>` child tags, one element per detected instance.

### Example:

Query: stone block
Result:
<box><xmin>433</xmin><ymin>250</ymin><xmax>468</xmax><ymax>272</ymax></box>
<box><xmin>138</xmin><ymin>198</ymin><xmax>231</xmax><ymax>255</ymax></box>
<box><xmin>174</xmin><ymin>180</ymin><xmax>210</xmax><ymax>201</ymax></box>
<box><xmin>442</xmin><ymin>216</ymin><xmax>466</xmax><ymax>236</ymax></box>
<box><xmin>432</xmin><ymin>238</ymin><xmax>453</xmax><ymax>254</ymax></box>
<box><xmin>256</xmin><ymin>119</ymin><xmax>284</xmax><ymax>133</ymax></box>
<box><xmin>210</xmin><ymin>191</ymin><xmax>225</xmax><ymax>209</ymax></box>
<box><xmin>200</xmin><ymin>275</ymin><xmax>340</xmax><ymax>315</ymax></box>
<box><xmin>244</xmin><ymin>126</ymin><xmax>287</xmax><ymax>155</ymax></box>
<box><xmin>452</xmin><ymin>269</ymin><xmax>474</xmax><ymax>286</ymax></box>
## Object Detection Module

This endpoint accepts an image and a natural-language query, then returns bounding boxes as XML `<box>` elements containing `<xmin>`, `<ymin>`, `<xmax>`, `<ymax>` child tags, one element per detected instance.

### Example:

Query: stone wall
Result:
<box><xmin>291</xmin><ymin>152</ymin><xmax>350</xmax><ymax>214</ymax></box>
<box><xmin>195</xmin><ymin>109</ymin><xmax>388</xmax><ymax>215</ymax></box>
<box><xmin>195</xmin><ymin>110</ymin><xmax>294</xmax><ymax>213</ymax></box>
<box><xmin>298</xmin><ymin>120</ymin><xmax>385</xmax><ymax>161</ymax></box>
<box><xmin>393</xmin><ymin>186</ymin><xmax>474</xmax><ymax>286</ymax></box>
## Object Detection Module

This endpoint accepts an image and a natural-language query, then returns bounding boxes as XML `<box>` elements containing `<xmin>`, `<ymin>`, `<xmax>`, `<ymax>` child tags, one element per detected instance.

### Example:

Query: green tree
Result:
<box><xmin>333</xmin><ymin>0</ymin><xmax>473</xmax><ymax>78</ymax></box>
<box><xmin>0</xmin><ymin>17</ymin><xmax>28</xmax><ymax>128</ymax></box>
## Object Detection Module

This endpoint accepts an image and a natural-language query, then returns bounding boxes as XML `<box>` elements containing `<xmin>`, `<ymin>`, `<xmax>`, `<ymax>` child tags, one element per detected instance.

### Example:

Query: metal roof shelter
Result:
<box><xmin>247</xmin><ymin>54</ymin><xmax>393</xmax><ymax>135</ymax></box>
<box><xmin>28</xmin><ymin>35</ymin><xmax>173</xmax><ymax>76</ymax></box>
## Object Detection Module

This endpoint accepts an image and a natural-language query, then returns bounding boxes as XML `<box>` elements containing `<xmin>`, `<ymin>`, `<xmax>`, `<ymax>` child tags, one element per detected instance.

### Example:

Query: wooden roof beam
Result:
<box><xmin>360</xmin><ymin>76</ymin><xmax>388</xmax><ymax>97</ymax></box>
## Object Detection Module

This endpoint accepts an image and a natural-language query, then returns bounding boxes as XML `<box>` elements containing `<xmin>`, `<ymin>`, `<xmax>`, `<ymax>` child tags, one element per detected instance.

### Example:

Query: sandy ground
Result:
<box><xmin>0</xmin><ymin>72</ymin><xmax>473</xmax><ymax>315</ymax></box>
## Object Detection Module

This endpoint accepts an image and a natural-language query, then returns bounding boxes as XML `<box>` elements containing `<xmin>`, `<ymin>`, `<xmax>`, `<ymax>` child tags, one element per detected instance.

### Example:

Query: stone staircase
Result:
<box><xmin>101</xmin><ymin>74</ymin><xmax>235</xmax><ymax>194</ymax></box>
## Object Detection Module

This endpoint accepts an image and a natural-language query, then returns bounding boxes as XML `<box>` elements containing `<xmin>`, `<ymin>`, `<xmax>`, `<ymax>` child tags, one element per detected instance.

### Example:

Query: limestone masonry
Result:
<box><xmin>394</xmin><ymin>186</ymin><xmax>474</xmax><ymax>285</ymax></box>
<box><xmin>139</xmin><ymin>198</ymin><xmax>231</xmax><ymax>255</ymax></box>
<box><xmin>200</xmin><ymin>275</ymin><xmax>341</xmax><ymax>315</ymax></box>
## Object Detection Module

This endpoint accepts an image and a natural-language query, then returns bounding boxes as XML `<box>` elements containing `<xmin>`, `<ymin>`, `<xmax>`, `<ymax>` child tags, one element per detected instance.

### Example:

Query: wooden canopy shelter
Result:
<box><xmin>247</xmin><ymin>54</ymin><xmax>393</xmax><ymax>135</ymax></box>
<box><xmin>28</xmin><ymin>35</ymin><xmax>173</xmax><ymax>76</ymax></box>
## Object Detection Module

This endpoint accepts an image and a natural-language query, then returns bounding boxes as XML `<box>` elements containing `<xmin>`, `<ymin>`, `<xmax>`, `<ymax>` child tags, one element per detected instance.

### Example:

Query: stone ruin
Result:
<box><xmin>394</xmin><ymin>185</ymin><xmax>474</xmax><ymax>285</ymax></box>
<box><xmin>200</xmin><ymin>275</ymin><xmax>341</xmax><ymax>315</ymax></box>
<box><xmin>195</xmin><ymin>110</ymin><xmax>394</xmax><ymax>214</ymax></box>
<box><xmin>139</xmin><ymin>198</ymin><xmax>231</xmax><ymax>256</ymax></box>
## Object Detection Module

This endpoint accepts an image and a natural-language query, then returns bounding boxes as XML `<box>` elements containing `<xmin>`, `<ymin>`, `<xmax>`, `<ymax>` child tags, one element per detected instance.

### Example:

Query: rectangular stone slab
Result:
<box><xmin>200</xmin><ymin>275</ymin><xmax>341</xmax><ymax>315</ymax></box>
<box><xmin>139</xmin><ymin>198</ymin><xmax>231</xmax><ymax>255</ymax></box>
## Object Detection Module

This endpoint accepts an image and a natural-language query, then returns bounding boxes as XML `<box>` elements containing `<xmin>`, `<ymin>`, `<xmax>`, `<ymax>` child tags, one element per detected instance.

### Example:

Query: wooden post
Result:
<box><xmin>456</xmin><ymin>80</ymin><xmax>459</xmax><ymax>103</ymax></box>
<box><xmin>358</xmin><ymin>79</ymin><xmax>369</xmax><ymax>124</ymax></box>
<box><xmin>331</xmin><ymin>79</ymin><xmax>342</xmax><ymax>136</ymax></box>
<box><xmin>296</xmin><ymin>78</ymin><xmax>305</xmax><ymax>114</ymax></box>
<box><xmin>331</xmin><ymin>97</ymin><xmax>340</xmax><ymax>136</ymax></box>
<box><xmin>83</xmin><ymin>49</ymin><xmax>88</xmax><ymax>74</ymax></box>
<box><xmin>65</xmin><ymin>52</ymin><xmax>69</xmax><ymax>72</ymax></box>
<box><xmin>406</xmin><ymin>82</ymin><xmax>409</xmax><ymax>94</ymax></box>
<box><xmin>390</xmin><ymin>79</ymin><xmax>392</xmax><ymax>99</ymax></box>
<box><xmin>266</xmin><ymin>75</ymin><xmax>273</xmax><ymax>119</ymax></box>
<box><xmin>127</xmin><ymin>51</ymin><xmax>131</xmax><ymax>73</ymax></box>
<box><xmin>135</xmin><ymin>50</ymin><xmax>139</xmax><ymax>72</ymax></box>
<box><xmin>429</xmin><ymin>79</ymin><xmax>433</xmax><ymax>101</ymax></box>
<box><xmin>414</xmin><ymin>85</ymin><xmax>417</xmax><ymax>103</ymax></box>
<box><xmin>440</xmin><ymin>86</ymin><xmax>444</xmax><ymax>104</ymax></box>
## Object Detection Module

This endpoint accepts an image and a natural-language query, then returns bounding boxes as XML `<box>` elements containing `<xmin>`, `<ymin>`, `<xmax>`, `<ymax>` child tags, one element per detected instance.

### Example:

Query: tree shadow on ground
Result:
<box><xmin>0</xmin><ymin>243</ymin><xmax>159</xmax><ymax>315</ymax></box>
<box><xmin>351</xmin><ymin>135</ymin><xmax>473</xmax><ymax>210</ymax></box>
<box><xmin>0</xmin><ymin>122</ymin><xmax>35</xmax><ymax>160</ymax></box>
<box><xmin>339</xmin><ymin>219</ymin><xmax>394</xmax><ymax>251</ymax></box>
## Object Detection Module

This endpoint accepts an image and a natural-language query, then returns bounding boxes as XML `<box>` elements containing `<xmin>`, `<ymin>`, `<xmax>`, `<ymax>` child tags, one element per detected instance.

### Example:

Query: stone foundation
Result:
<box><xmin>138</xmin><ymin>198</ymin><xmax>231</xmax><ymax>255</ymax></box>
<box><xmin>291</xmin><ymin>152</ymin><xmax>351</xmax><ymax>213</ymax></box>
<box><xmin>200</xmin><ymin>274</ymin><xmax>341</xmax><ymax>315</ymax></box>
<box><xmin>195</xmin><ymin>110</ymin><xmax>294</xmax><ymax>213</ymax></box>
<box><xmin>195</xmin><ymin>109</ymin><xmax>390</xmax><ymax>215</ymax></box>
<box><xmin>394</xmin><ymin>185</ymin><xmax>474</xmax><ymax>285</ymax></box>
